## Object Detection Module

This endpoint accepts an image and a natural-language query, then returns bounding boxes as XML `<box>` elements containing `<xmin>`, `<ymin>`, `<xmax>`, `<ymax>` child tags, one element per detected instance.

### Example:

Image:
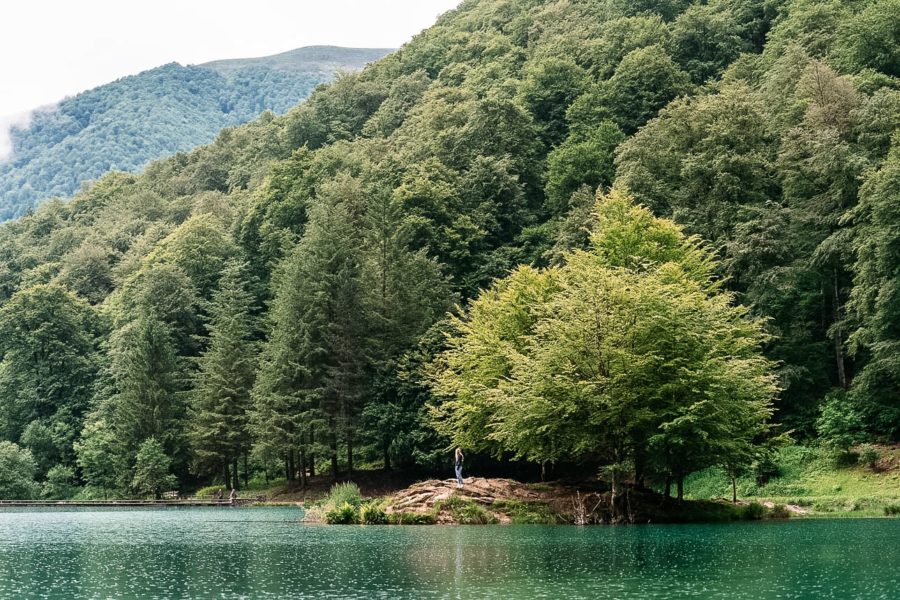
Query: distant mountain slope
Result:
<box><xmin>0</xmin><ymin>46</ymin><xmax>392</xmax><ymax>221</ymax></box>
<box><xmin>200</xmin><ymin>45</ymin><xmax>393</xmax><ymax>75</ymax></box>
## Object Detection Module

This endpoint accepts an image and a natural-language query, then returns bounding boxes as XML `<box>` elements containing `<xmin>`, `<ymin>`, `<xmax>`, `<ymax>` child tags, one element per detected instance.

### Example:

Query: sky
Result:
<box><xmin>0</xmin><ymin>0</ymin><xmax>461</xmax><ymax>118</ymax></box>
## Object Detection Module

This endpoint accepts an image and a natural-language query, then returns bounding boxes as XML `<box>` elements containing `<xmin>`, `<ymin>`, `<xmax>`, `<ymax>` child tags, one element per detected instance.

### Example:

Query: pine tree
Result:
<box><xmin>252</xmin><ymin>192</ymin><xmax>368</xmax><ymax>480</ymax></box>
<box><xmin>105</xmin><ymin>314</ymin><xmax>185</xmax><ymax>478</ymax></box>
<box><xmin>190</xmin><ymin>260</ymin><xmax>257</xmax><ymax>489</ymax></box>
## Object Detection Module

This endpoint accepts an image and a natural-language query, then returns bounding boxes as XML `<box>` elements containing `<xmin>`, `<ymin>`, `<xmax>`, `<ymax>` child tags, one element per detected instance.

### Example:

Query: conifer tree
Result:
<box><xmin>252</xmin><ymin>191</ymin><xmax>368</xmax><ymax>479</ymax></box>
<box><xmin>190</xmin><ymin>260</ymin><xmax>257</xmax><ymax>489</ymax></box>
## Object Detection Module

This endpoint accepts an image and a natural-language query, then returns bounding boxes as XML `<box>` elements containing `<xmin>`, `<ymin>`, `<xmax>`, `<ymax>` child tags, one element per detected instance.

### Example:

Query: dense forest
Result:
<box><xmin>0</xmin><ymin>0</ymin><xmax>898</xmax><ymax>501</ymax></box>
<box><xmin>0</xmin><ymin>46</ymin><xmax>391</xmax><ymax>221</ymax></box>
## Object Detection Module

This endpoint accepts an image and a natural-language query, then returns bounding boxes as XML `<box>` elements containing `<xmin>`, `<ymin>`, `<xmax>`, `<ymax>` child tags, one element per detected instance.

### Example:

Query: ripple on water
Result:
<box><xmin>0</xmin><ymin>509</ymin><xmax>898</xmax><ymax>599</ymax></box>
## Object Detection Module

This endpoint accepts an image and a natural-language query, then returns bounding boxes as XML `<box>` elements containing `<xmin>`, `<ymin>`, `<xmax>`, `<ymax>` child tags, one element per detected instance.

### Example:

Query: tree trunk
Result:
<box><xmin>331</xmin><ymin>423</ymin><xmax>339</xmax><ymax>480</ymax></box>
<box><xmin>347</xmin><ymin>433</ymin><xmax>354</xmax><ymax>476</ymax></box>
<box><xmin>383</xmin><ymin>442</ymin><xmax>391</xmax><ymax>472</ymax></box>
<box><xmin>610</xmin><ymin>469</ymin><xmax>621</xmax><ymax>522</ymax></box>
<box><xmin>832</xmin><ymin>270</ymin><xmax>848</xmax><ymax>389</ymax></box>
<box><xmin>299</xmin><ymin>448</ymin><xmax>307</xmax><ymax>488</ymax></box>
<box><xmin>664</xmin><ymin>476</ymin><xmax>671</xmax><ymax>499</ymax></box>
<box><xmin>223</xmin><ymin>462</ymin><xmax>232</xmax><ymax>491</ymax></box>
<box><xmin>243</xmin><ymin>453</ymin><xmax>249</xmax><ymax>487</ymax></box>
<box><xmin>233</xmin><ymin>458</ymin><xmax>240</xmax><ymax>491</ymax></box>
<box><xmin>288</xmin><ymin>450</ymin><xmax>296</xmax><ymax>483</ymax></box>
<box><xmin>732</xmin><ymin>476</ymin><xmax>737</xmax><ymax>504</ymax></box>
<box><xmin>676</xmin><ymin>476</ymin><xmax>684</xmax><ymax>501</ymax></box>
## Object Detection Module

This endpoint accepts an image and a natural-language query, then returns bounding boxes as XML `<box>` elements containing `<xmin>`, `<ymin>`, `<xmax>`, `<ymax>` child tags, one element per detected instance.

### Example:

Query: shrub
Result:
<box><xmin>325</xmin><ymin>502</ymin><xmax>360</xmax><ymax>524</ymax></box>
<box><xmin>770</xmin><ymin>504</ymin><xmax>791</xmax><ymax>519</ymax></box>
<box><xmin>42</xmin><ymin>465</ymin><xmax>76</xmax><ymax>500</ymax></box>
<box><xmin>387</xmin><ymin>511</ymin><xmax>436</xmax><ymax>525</ymax></box>
<box><xmin>858</xmin><ymin>444</ymin><xmax>880</xmax><ymax>468</ymax></box>
<box><xmin>742</xmin><ymin>502</ymin><xmax>766</xmax><ymax>520</ymax></box>
<box><xmin>325</xmin><ymin>482</ymin><xmax>362</xmax><ymax>508</ymax></box>
<box><xmin>884</xmin><ymin>504</ymin><xmax>900</xmax><ymax>517</ymax></box>
<box><xmin>196</xmin><ymin>485</ymin><xmax>225</xmax><ymax>498</ymax></box>
<box><xmin>360</xmin><ymin>501</ymin><xmax>388</xmax><ymax>524</ymax></box>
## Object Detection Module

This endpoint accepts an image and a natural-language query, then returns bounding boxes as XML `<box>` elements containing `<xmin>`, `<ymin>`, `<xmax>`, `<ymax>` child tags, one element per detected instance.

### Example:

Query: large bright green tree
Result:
<box><xmin>431</xmin><ymin>191</ymin><xmax>778</xmax><ymax>516</ymax></box>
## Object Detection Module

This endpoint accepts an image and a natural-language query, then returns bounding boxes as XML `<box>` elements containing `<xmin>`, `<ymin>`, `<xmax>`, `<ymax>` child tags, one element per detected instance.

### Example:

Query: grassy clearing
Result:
<box><xmin>685</xmin><ymin>445</ymin><xmax>900</xmax><ymax>517</ymax></box>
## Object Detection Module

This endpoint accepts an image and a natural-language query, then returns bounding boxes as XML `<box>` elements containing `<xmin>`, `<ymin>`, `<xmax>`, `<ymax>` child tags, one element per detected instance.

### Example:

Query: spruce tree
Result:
<box><xmin>190</xmin><ymin>260</ymin><xmax>257</xmax><ymax>489</ymax></box>
<box><xmin>252</xmin><ymin>192</ymin><xmax>368</xmax><ymax>480</ymax></box>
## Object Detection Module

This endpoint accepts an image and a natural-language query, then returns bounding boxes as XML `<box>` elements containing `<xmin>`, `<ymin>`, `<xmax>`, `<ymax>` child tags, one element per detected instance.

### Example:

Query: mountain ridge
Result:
<box><xmin>0</xmin><ymin>45</ymin><xmax>393</xmax><ymax>221</ymax></box>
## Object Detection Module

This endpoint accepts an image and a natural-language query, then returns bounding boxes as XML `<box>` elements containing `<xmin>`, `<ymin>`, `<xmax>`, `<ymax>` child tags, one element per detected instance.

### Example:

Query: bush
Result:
<box><xmin>325</xmin><ymin>482</ymin><xmax>362</xmax><ymax>508</ymax></box>
<box><xmin>360</xmin><ymin>501</ymin><xmax>388</xmax><ymax>524</ymax></box>
<box><xmin>196</xmin><ymin>485</ymin><xmax>225</xmax><ymax>498</ymax></box>
<box><xmin>858</xmin><ymin>444</ymin><xmax>880</xmax><ymax>468</ymax></box>
<box><xmin>42</xmin><ymin>465</ymin><xmax>76</xmax><ymax>500</ymax></box>
<box><xmin>770</xmin><ymin>504</ymin><xmax>791</xmax><ymax>519</ymax></box>
<box><xmin>325</xmin><ymin>502</ymin><xmax>360</xmax><ymax>524</ymax></box>
<box><xmin>386</xmin><ymin>511</ymin><xmax>436</xmax><ymax>525</ymax></box>
<box><xmin>884</xmin><ymin>504</ymin><xmax>900</xmax><ymax>517</ymax></box>
<box><xmin>742</xmin><ymin>502</ymin><xmax>766</xmax><ymax>520</ymax></box>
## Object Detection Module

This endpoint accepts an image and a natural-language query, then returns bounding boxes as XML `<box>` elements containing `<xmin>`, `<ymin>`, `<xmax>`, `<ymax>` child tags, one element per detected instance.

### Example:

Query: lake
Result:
<box><xmin>0</xmin><ymin>508</ymin><xmax>897</xmax><ymax>599</ymax></box>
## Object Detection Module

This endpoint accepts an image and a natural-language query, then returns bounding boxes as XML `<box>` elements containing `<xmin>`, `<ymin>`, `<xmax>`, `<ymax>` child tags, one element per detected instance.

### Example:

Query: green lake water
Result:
<box><xmin>0</xmin><ymin>508</ymin><xmax>897</xmax><ymax>599</ymax></box>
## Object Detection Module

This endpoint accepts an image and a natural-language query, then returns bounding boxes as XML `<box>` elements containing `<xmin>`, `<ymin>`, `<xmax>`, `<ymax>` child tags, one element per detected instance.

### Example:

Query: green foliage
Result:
<box><xmin>0</xmin><ymin>284</ymin><xmax>99</xmax><ymax>469</ymax></box>
<box><xmin>0</xmin><ymin>49</ymin><xmax>392</xmax><ymax>221</ymax></box>
<box><xmin>74</xmin><ymin>419</ymin><xmax>122</xmax><ymax>496</ymax></box>
<box><xmin>42</xmin><ymin>464</ymin><xmax>76</xmax><ymax>500</ymax></box>
<box><xmin>434</xmin><ymin>496</ymin><xmax>498</xmax><ymax>524</ymax></box>
<box><xmin>190</xmin><ymin>260</ymin><xmax>257</xmax><ymax>483</ymax></box>
<box><xmin>0</xmin><ymin>0</ymin><xmax>898</xmax><ymax>499</ymax></box>
<box><xmin>324</xmin><ymin>482</ymin><xmax>363</xmax><ymax>509</ymax></box>
<box><xmin>325</xmin><ymin>502</ymin><xmax>360</xmax><ymax>525</ymax></box>
<box><xmin>545</xmin><ymin>121</ymin><xmax>624</xmax><ymax>213</ymax></box>
<box><xmin>386</xmin><ymin>511</ymin><xmax>437</xmax><ymax>525</ymax></box>
<box><xmin>816</xmin><ymin>390</ymin><xmax>865</xmax><ymax>453</ymax></box>
<box><xmin>131</xmin><ymin>437</ymin><xmax>178</xmax><ymax>499</ymax></box>
<box><xmin>492</xmin><ymin>500</ymin><xmax>560</xmax><ymax>524</ymax></box>
<box><xmin>432</xmin><ymin>190</ymin><xmax>777</xmax><ymax>509</ymax></box>
<box><xmin>857</xmin><ymin>444</ymin><xmax>880</xmax><ymax>468</ymax></box>
<box><xmin>885</xmin><ymin>504</ymin><xmax>900</xmax><ymax>516</ymax></box>
<box><xmin>742</xmin><ymin>501</ymin><xmax>767</xmax><ymax>520</ymax></box>
<box><xmin>359</xmin><ymin>501</ymin><xmax>389</xmax><ymax>524</ymax></box>
<box><xmin>0</xmin><ymin>441</ymin><xmax>39</xmax><ymax>499</ymax></box>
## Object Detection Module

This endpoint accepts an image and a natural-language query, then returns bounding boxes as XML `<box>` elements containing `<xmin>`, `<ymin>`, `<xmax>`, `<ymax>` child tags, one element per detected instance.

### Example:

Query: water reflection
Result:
<box><xmin>0</xmin><ymin>509</ymin><xmax>898</xmax><ymax>599</ymax></box>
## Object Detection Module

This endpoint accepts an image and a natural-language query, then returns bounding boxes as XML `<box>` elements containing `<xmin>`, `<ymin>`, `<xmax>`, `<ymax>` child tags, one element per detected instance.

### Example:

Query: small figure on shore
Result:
<box><xmin>454</xmin><ymin>447</ymin><xmax>464</xmax><ymax>488</ymax></box>
<box><xmin>229</xmin><ymin>488</ymin><xmax>237</xmax><ymax>506</ymax></box>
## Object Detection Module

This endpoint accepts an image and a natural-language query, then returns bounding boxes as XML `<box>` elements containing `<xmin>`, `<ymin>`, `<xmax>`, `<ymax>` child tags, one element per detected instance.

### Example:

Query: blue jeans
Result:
<box><xmin>455</xmin><ymin>464</ymin><xmax>464</xmax><ymax>486</ymax></box>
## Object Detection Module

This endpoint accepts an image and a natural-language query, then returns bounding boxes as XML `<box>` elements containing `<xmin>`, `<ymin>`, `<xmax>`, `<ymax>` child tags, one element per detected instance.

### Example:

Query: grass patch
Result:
<box><xmin>493</xmin><ymin>500</ymin><xmax>561</xmax><ymax>524</ymax></box>
<box><xmin>324</xmin><ymin>482</ymin><xmax>362</xmax><ymax>508</ymax></box>
<box><xmin>387</xmin><ymin>511</ymin><xmax>437</xmax><ymax>525</ymax></box>
<box><xmin>683</xmin><ymin>444</ymin><xmax>900</xmax><ymax>517</ymax></box>
<box><xmin>434</xmin><ymin>496</ymin><xmax>498</xmax><ymax>524</ymax></box>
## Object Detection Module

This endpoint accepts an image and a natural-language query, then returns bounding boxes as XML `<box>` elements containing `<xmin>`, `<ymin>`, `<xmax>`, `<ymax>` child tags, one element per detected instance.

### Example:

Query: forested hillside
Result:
<box><xmin>0</xmin><ymin>0</ymin><xmax>898</xmax><ymax>501</ymax></box>
<box><xmin>0</xmin><ymin>46</ymin><xmax>391</xmax><ymax>221</ymax></box>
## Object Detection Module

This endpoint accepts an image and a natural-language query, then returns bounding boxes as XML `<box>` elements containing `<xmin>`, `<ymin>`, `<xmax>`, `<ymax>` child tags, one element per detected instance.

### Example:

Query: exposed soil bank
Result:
<box><xmin>379</xmin><ymin>477</ymin><xmax>794</xmax><ymax>524</ymax></box>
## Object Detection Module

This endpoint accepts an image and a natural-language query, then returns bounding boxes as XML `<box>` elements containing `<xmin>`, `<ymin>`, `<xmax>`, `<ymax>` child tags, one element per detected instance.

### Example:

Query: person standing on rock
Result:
<box><xmin>454</xmin><ymin>447</ymin><xmax>464</xmax><ymax>488</ymax></box>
